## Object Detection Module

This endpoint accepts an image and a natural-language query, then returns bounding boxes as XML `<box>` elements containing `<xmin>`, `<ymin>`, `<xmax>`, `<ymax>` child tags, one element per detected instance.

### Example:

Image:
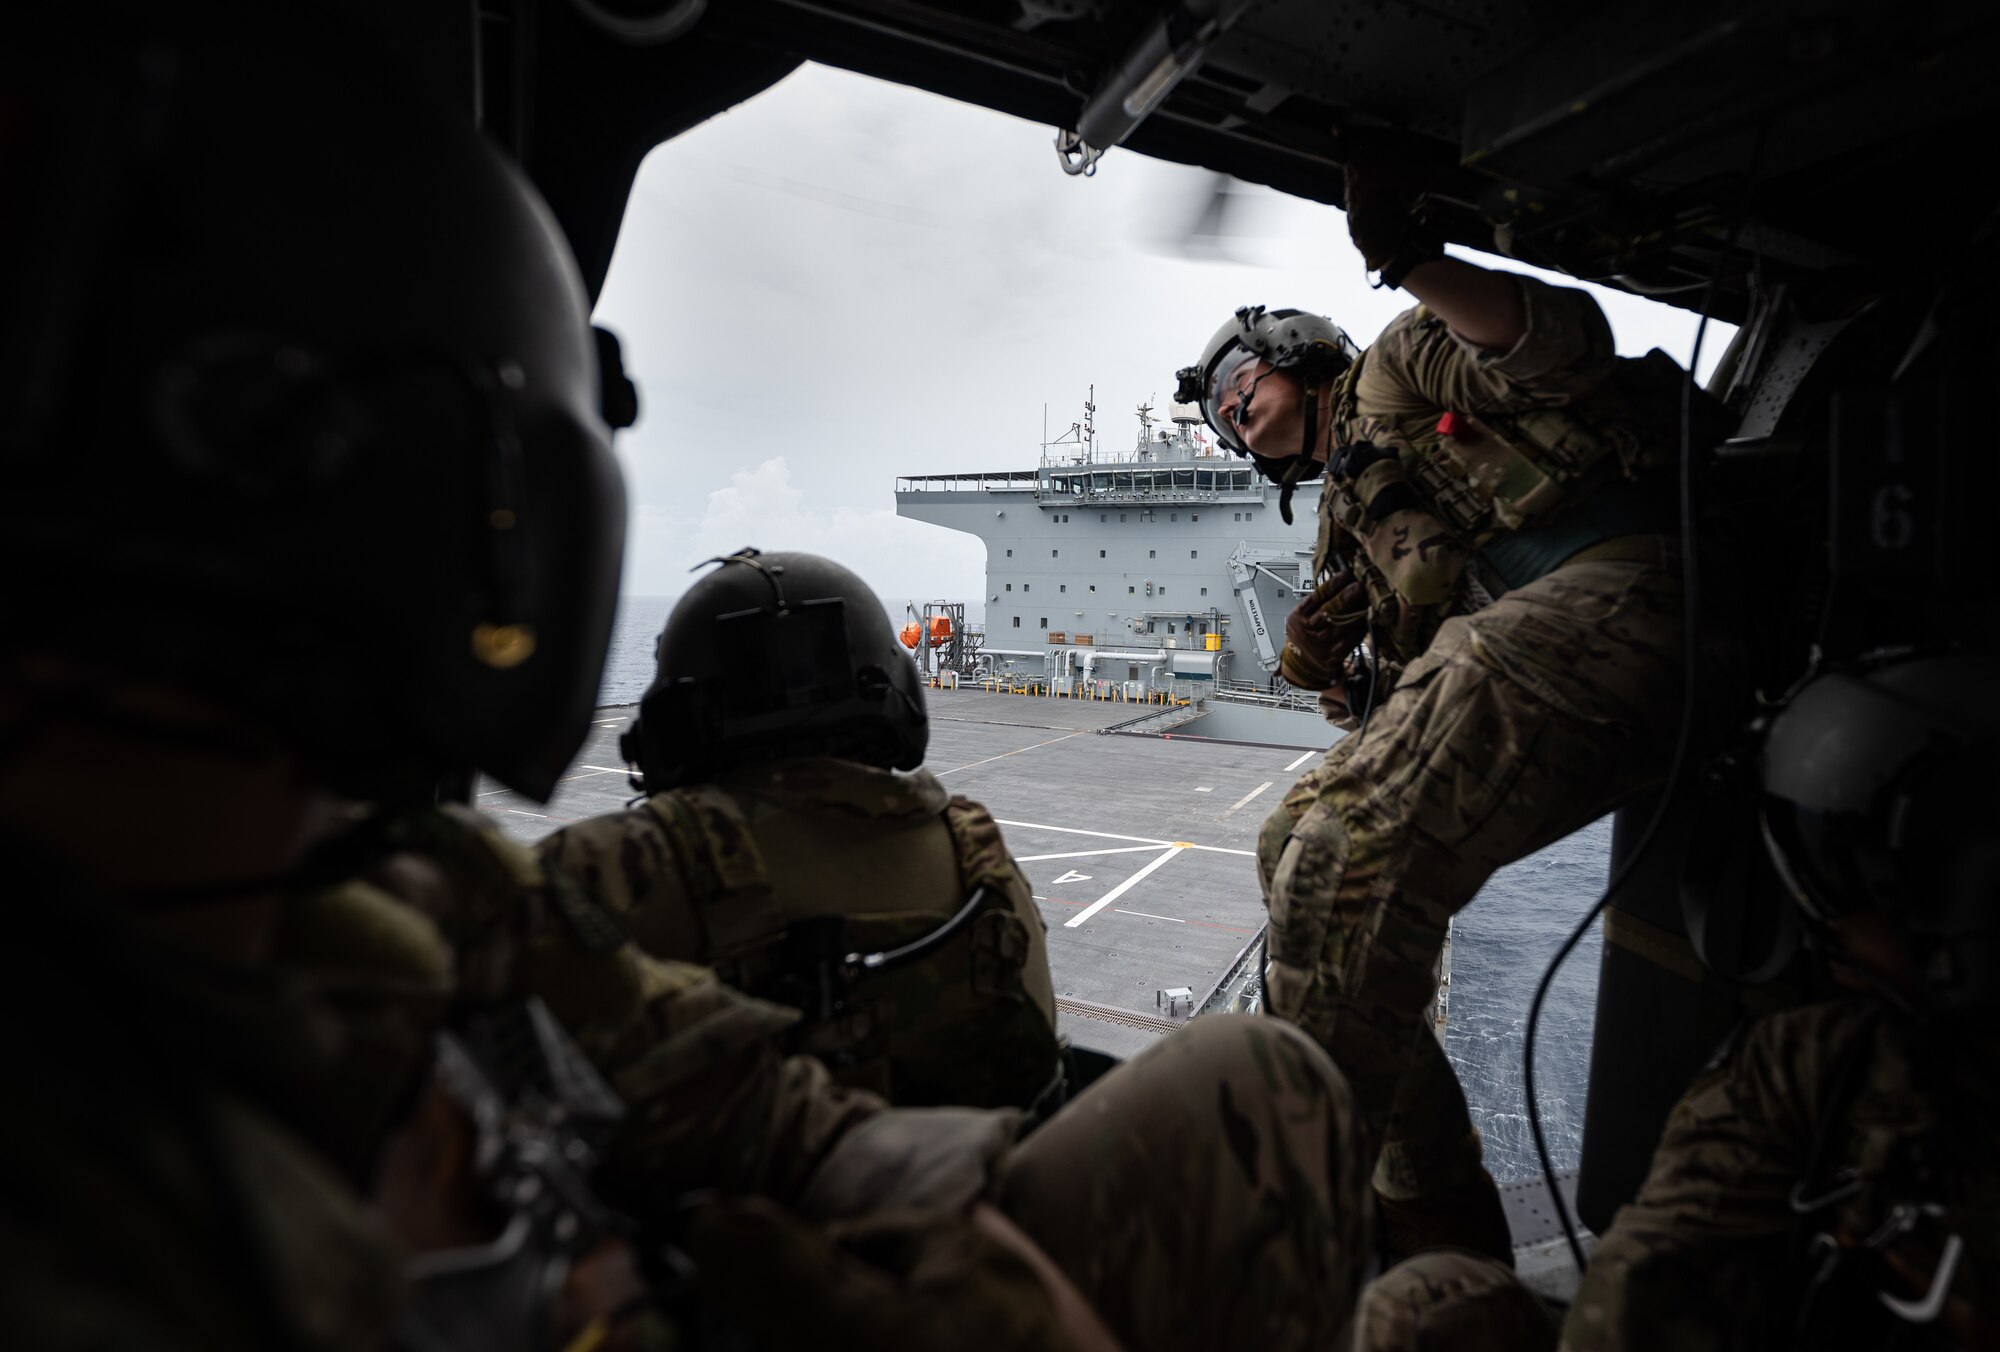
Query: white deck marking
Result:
<box><xmin>935</xmin><ymin>730</ymin><xmax>1089</xmax><ymax>777</ymax></box>
<box><xmin>1194</xmin><ymin>786</ymin><xmax>1213</xmax><ymax>792</ymax></box>
<box><xmin>507</xmin><ymin>809</ymin><xmax>548</xmax><ymax>819</ymax></box>
<box><xmin>996</xmin><ymin>819</ymin><xmax>1171</xmax><ymax>846</ymax></box>
<box><xmin>1221</xmin><ymin>781</ymin><xmax>1274</xmax><ymax>818</ymax></box>
<box><xmin>1013</xmin><ymin>845</ymin><xmax>1166</xmax><ymax>863</ymax></box>
<box><xmin>1051</xmin><ymin>869</ymin><xmax>1092</xmax><ymax>884</ymax></box>
<box><xmin>1065</xmin><ymin>846</ymin><xmax>1186</xmax><ymax>928</ymax></box>
<box><xmin>1285</xmin><ymin>749</ymin><xmax>1320</xmax><ymax>772</ymax></box>
<box><xmin>1114</xmin><ymin>908</ymin><xmax>1184</xmax><ymax>923</ymax></box>
<box><xmin>577</xmin><ymin>765</ymin><xmax>631</xmax><ymax>775</ymax></box>
<box><xmin>996</xmin><ymin>818</ymin><xmax>1257</xmax><ymax>858</ymax></box>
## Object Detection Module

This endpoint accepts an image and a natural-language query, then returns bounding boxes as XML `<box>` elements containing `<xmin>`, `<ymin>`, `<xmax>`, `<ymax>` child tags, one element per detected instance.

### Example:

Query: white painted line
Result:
<box><xmin>1221</xmin><ymin>781</ymin><xmax>1274</xmax><ymax>818</ymax></box>
<box><xmin>1285</xmin><ymin>749</ymin><xmax>1320</xmax><ymax>772</ymax></box>
<box><xmin>477</xmin><ymin>788</ymin><xmax>512</xmax><ymax>798</ymax></box>
<box><xmin>577</xmin><ymin>765</ymin><xmax>632</xmax><ymax>775</ymax></box>
<box><xmin>997</xmin><ymin>817</ymin><xmax>1257</xmax><ymax>859</ymax></box>
<box><xmin>1014</xmin><ymin>845</ymin><xmax>1167</xmax><ymax>863</ymax></box>
<box><xmin>995</xmin><ymin>819</ymin><xmax>1172</xmax><ymax>847</ymax></box>
<box><xmin>593</xmin><ymin>720</ymin><xmax>624</xmax><ymax>727</ymax></box>
<box><xmin>507</xmin><ymin>809</ymin><xmax>548</xmax><ymax>819</ymax></box>
<box><xmin>1065</xmin><ymin>846</ymin><xmax>1186</xmax><ymax>928</ymax></box>
<box><xmin>1194</xmin><ymin>786</ymin><xmax>1213</xmax><ymax>793</ymax></box>
<box><xmin>936</xmin><ymin>730</ymin><xmax>1089</xmax><ymax>777</ymax></box>
<box><xmin>1114</xmin><ymin>908</ymin><xmax>1185</xmax><ymax>923</ymax></box>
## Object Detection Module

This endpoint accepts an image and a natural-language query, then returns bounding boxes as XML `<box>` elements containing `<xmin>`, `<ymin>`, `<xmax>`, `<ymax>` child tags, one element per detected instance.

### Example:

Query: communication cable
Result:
<box><xmin>1521</xmin><ymin>137</ymin><xmax>1766</xmax><ymax>1272</ymax></box>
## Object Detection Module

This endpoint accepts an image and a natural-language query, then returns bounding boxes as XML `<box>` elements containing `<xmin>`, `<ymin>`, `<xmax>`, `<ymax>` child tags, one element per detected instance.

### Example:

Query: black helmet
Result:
<box><xmin>1172</xmin><ymin>305</ymin><xmax>1359</xmax><ymax>523</ymax></box>
<box><xmin>623</xmin><ymin>550</ymin><xmax>928</xmax><ymax>791</ymax></box>
<box><xmin>1760</xmin><ymin>653</ymin><xmax>2000</xmax><ymax>1009</ymax></box>
<box><xmin>0</xmin><ymin>29</ymin><xmax>626</xmax><ymax>802</ymax></box>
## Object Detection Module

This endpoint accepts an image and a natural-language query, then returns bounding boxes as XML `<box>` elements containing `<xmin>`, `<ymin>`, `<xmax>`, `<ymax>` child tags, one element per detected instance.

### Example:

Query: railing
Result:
<box><xmin>1211</xmin><ymin>681</ymin><xmax>1323</xmax><ymax>714</ymax></box>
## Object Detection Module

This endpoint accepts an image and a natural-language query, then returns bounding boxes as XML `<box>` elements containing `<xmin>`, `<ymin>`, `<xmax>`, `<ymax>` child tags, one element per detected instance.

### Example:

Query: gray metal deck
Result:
<box><xmin>478</xmin><ymin>689</ymin><xmax>1327</xmax><ymax>1057</ymax></box>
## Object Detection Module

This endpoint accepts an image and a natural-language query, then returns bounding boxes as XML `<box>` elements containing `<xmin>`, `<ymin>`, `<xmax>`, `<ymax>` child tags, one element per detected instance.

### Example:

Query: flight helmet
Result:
<box><xmin>0</xmin><ymin>32</ymin><xmax>627</xmax><ymax>803</ymax></box>
<box><xmin>1173</xmin><ymin>306</ymin><xmax>1359</xmax><ymax>522</ymax></box>
<box><xmin>623</xmin><ymin>550</ymin><xmax>928</xmax><ymax>792</ymax></box>
<box><xmin>1760</xmin><ymin>652</ymin><xmax>2000</xmax><ymax>1010</ymax></box>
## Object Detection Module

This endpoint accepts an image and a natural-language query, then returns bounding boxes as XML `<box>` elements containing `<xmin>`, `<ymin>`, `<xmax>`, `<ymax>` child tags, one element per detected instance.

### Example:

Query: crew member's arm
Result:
<box><xmin>1398</xmin><ymin>256</ymin><xmax>1527</xmax><ymax>353</ymax></box>
<box><xmin>1343</xmin><ymin>161</ymin><xmax>1615</xmax><ymax>419</ymax></box>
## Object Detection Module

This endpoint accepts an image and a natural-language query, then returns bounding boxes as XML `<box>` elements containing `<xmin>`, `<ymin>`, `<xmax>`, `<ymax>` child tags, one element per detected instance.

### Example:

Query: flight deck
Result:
<box><xmin>478</xmin><ymin>688</ymin><xmax>1324</xmax><ymax>1057</ymax></box>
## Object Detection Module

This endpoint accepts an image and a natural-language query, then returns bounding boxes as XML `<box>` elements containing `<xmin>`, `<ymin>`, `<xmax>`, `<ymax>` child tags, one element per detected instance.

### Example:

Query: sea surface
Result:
<box><xmin>599</xmin><ymin>592</ymin><xmax>1605</xmax><ymax>1181</ymax></box>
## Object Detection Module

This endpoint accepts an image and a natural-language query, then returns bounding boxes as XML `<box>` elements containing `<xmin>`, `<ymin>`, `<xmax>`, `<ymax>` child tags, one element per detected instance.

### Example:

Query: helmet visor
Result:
<box><xmin>1205</xmin><ymin>346</ymin><xmax>1263</xmax><ymax>455</ymax></box>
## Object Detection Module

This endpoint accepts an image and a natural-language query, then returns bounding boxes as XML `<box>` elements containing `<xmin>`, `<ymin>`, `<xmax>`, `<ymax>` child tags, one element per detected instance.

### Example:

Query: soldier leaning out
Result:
<box><xmin>541</xmin><ymin>549</ymin><xmax>1063</xmax><ymax>1111</ymax></box>
<box><xmin>1175</xmin><ymin>160</ymin><xmax>1724</xmax><ymax>1263</ymax></box>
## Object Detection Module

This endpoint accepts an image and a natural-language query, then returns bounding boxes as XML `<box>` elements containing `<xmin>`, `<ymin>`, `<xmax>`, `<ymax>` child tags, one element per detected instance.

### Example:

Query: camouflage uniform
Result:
<box><xmin>538</xmin><ymin>757</ymin><xmax>1059</xmax><ymax>1109</ymax></box>
<box><xmin>1261</xmin><ymin>275</ymin><xmax>1687</xmax><ymax>1199</ymax></box>
<box><xmin>1563</xmin><ymin>999</ymin><xmax>2000</xmax><ymax>1351</ymax></box>
<box><xmin>344</xmin><ymin>805</ymin><xmax>1374</xmax><ymax>1349</ymax></box>
<box><xmin>0</xmin><ymin>875</ymin><xmax>411</xmax><ymax>1351</ymax></box>
<box><xmin>1352</xmin><ymin>1251</ymin><xmax>1558</xmax><ymax>1352</ymax></box>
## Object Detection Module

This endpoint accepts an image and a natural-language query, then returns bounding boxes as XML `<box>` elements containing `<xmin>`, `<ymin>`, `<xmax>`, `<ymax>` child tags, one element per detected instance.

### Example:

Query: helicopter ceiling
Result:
<box><xmin>447</xmin><ymin>0</ymin><xmax>1999</xmax><ymax>324</ymax></box>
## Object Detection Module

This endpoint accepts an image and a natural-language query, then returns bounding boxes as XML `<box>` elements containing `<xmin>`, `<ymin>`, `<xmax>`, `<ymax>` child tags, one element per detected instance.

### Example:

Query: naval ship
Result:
<box><xmin>893</xmin><ymin>396</ymin><xmax>1339</xmax><ymax>747</ymax></box>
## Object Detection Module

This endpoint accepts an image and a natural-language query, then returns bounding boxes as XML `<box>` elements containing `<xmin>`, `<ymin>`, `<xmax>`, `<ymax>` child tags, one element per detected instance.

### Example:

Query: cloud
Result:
<box><xmin>597</xmin><ymin>64</ymin><xmax>1735</xmax><ymax>620</ymax></box>
<box><xmin>626</xmin><ymin>457</ymin><xmax>987</xmax><ymax>619</ymax></box>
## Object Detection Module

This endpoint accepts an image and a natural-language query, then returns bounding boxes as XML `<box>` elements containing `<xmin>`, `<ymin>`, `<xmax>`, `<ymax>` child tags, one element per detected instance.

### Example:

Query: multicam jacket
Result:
<box><xmin>538</xmin><ymin>758</ymin><xmax>1061</xmax><ymax>1110</ymax></box>
<box><xmin>1317</xmin><ymin>275</ymin><xmax>1690</xmax><ymax>660</ymax></box>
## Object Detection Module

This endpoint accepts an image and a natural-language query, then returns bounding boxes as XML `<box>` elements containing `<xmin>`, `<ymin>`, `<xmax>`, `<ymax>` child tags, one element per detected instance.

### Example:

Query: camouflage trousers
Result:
<box><xmin>1259</xmin><ymin>541</ymin><xmax>1683</xmax><ymax>1198</ymax></box>
<box><xmin>1354</xmin><ymin>1251</ymin><xmax>1558</xmax><ymax>1352</ymax></box>
<box><xmin>998</xmin><ymin>1014</ymin><xmax>1371</xmax><ymax>1352</ymax></box>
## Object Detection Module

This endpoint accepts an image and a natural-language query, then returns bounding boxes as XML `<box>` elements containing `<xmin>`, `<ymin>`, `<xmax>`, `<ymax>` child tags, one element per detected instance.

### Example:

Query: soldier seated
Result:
<box><xmin>543</xmin><ymin>549</ymin><xmax>1063</xmax><ymax>1111</ymax></box>
<box><xmin>1564</xmin><ymin>653</ymin><xmax>1998</xmax><ymax>1350</ymax></box>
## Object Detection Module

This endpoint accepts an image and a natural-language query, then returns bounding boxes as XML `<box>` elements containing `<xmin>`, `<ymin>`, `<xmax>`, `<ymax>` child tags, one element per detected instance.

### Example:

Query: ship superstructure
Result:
<box><xmin>896</xmin><ymin>398</ymin><xmax>1321</xmax><ymax>696</ymax></box>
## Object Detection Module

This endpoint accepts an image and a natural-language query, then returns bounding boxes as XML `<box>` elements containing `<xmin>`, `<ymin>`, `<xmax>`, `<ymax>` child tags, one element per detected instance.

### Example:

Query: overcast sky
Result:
<box><xmin>594</xmin><ymin>63</ymin><xmax>1735</xmax><ymax>612</ymax></box>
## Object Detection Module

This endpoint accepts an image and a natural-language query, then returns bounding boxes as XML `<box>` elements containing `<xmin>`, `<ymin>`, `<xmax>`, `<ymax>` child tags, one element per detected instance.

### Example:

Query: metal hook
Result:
<box><xmin>1054</xmin><ymin>128</ymin><xmax>1103</xmax><ymax>177</ymax></box>
<box><xmin>1879</xmin><ymin>1232</ymin><xmax>1964</xmax><ymax>1325</ymax></box>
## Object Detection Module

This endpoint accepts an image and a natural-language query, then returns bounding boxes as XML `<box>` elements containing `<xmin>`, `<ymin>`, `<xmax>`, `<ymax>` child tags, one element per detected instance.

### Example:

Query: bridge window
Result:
<box><xmin>1051</xmin><ymin>549</ymin><xmax>1058</xmax><ymax>557</ymax></box>
<box><xmin>1170</xmin><ymin>513</ymin><xmax>1178</xmax><ymax>522</ymax></box>
<box><xmin>1191</xmin><ymin>513</ymin><xmax>1199</xmax><ymax>522</ymax></box>
<box><xmin>1190</xmin><ymin>550</ymin><xmax>1198</xmax><ymax>559</ymax></box>
<box><xmin>1167</xmin><ymin>623</ymin><xmax>1176</xmax><ymax>635</ymax></box>
<box><xmin>1148</xmin><ymin>549</ymin><xmax>1156</xmax><ymax>558</ymax></box>
<box><xmin>1023</xmin><ymin>584</ymin><xmax>1030</xmax><ymax>592</ymax></box>
<box><xmin>1012</xmin><ymin>616</ymin><xmax>1021</xmax><ymax>628</ymax></box>
<box><xmin>1039</xmin><ymin>617</ymin><xmax>1047</xmax><ymax>628</ymax></box>
<box><xmin>1088</xmin><ymin>585</ymin><xmax>1097</xmax><ymax>593</ymax></box>
<box><xmin>1005</xmin><ymin>583</ymin><xmax>1012</xmax><ymax>591</ymax></box>
<box><xmin>1100</xmin><ymin>513</ymin><xmax>1107</xmax><ymax>522</ymax></box>
<box><xmin>1006</xmin><ymin>549</ymin><xmax>1012</xmax><ymax>557</ymax></box>
<box><xmin>1098</xmin><ymin>549</ymin><xmax>1105</xmax><ymax>558</ymax></box>
<box><xmin>1059</xmin><ymin>584</ymin><xmax>1067</xmax><ymax>593</ymax></box>
<box><xmin>1201</xmin><ymin>587</ymin><xmax>1208</xmax><ymax>596</ymax></box>
<box><xmin>1128</xmin><ymin>586</ymin><xmax>1135</xmax><ymax>594</ymax></box>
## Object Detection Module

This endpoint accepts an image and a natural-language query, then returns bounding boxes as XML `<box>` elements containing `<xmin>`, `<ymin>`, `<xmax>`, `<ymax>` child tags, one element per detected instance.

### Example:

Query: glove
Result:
<box><xmin>1343</xmin><ymin>160</ymin><xmax>1442</xmax><ymax>287</ymax></box>
<box><xmin>1279</xmin><ymin>571</ymin><xmax>1370</xmax><ymax>691</ymax></box>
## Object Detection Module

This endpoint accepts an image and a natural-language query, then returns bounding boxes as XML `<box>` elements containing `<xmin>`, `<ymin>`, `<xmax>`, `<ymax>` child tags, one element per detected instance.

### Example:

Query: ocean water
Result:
<box><xmin>1445</xmin><ymin>819</ymin><xmax>1608</xmax><ymax>1181</ymax></box>
<box><xmin>597</xmin><ymin>591</ymin><xmax>1606</xmax><ymax>1180</ymax></box>
<box><xmin>598</xmin><ymin>595</ymin><xmax>676</xmax><ymax>706</ymax></box>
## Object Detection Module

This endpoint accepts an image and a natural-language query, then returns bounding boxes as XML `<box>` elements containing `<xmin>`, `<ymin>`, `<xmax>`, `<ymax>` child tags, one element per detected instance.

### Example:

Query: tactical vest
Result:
<box><xmin>639</xmin><ymin>772</ymin><xmax>1062</xmax><ymax>1110</ymax></box>
<box><xmin>1314</xmin><ymin>315</ymin><xmax>1703</xmax><ymax>658</ymax></box>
